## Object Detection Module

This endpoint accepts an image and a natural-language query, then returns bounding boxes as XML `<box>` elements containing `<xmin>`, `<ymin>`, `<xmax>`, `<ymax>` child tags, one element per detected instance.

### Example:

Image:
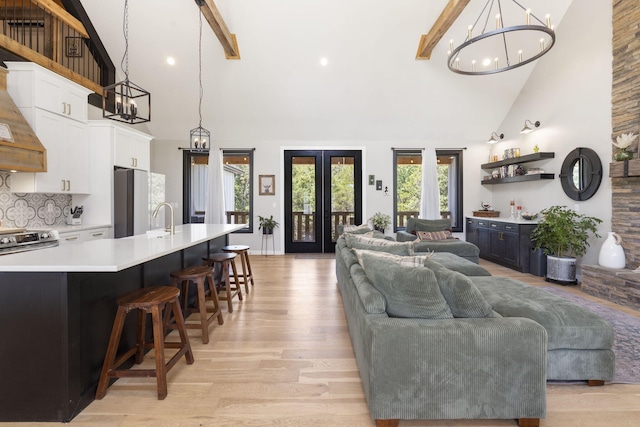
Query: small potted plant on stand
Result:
<box><xmin>369</xmin><ymin>212</ymin><xmax>391</xmax><ymax>233</ymax></box>
<box><xmin>530</xmin><ymin>205</ymin><xmax>602</xmax><ymax>285</ymax></box>
<box><xmin>258</xmin><ymin>215</ymin><xmax>279</xmax><ymax>235</ymax></box>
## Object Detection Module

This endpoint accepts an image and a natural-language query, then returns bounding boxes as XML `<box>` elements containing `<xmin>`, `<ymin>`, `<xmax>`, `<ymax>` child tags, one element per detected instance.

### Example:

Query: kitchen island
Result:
<box><xmin>0</xmin><ymin>224</ymin><xmax>244</xmax><ymax>422</ymax></box>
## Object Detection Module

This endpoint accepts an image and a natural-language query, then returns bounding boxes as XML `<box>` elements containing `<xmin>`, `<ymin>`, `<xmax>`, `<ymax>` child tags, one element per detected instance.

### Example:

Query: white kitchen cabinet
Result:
<box><xmin>58</xmin><ymin>227</ymin><xmax>109</xmax><ymax>245</ymax></box>
<box><xmin>10</xmin><ymin>108</ymin><xmax>90</xmax><ymax>193</ymax></box>
<box><xmin>5</xmin><ymin>62</ymin><xmax>92</xmax><ymax>194</ymax></box>
<box><xmin>5</xmin><ymin>62</ymin><xmax>89</xmax><ymax>123</ymax></box>
<box><xmin>113</xmin><ymin>126</ymin><xmax>151</xmax><ymax>171</ymax></box>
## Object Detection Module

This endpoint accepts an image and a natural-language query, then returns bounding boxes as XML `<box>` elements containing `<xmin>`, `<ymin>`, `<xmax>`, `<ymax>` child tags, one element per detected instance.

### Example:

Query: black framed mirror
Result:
<box><xmin>559</xmin><ymin>147</ymin><xmax>602</xmax><ymax>201</ymax></box>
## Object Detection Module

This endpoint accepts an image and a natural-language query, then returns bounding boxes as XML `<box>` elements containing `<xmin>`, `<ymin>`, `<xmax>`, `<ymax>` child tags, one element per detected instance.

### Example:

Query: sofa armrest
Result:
<box><xmin>361</xmin><ymin>316</ymin><xmax>547</xmax><ymax>421</ymax></box>
<box><xmin>396</xmin><ymin>230</ymin><xmax>417</xmax><ymax>242</ymax></box>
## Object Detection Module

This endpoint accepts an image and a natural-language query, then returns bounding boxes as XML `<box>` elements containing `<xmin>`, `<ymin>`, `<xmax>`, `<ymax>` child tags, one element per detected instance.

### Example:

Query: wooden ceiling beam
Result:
<box><xmin>30</xmin><ymin>0</ymin><xmax>89</xmax><ymax>38</ymax></box>
<box><xmin>199</xmin><ymin>0</ymin><xmax>240</xmax><ymax>60</ymax></box>
<box><xmin>416</xmin><ymin>0</ymin><xmax>469</xmax><ymax>60</ymax></box>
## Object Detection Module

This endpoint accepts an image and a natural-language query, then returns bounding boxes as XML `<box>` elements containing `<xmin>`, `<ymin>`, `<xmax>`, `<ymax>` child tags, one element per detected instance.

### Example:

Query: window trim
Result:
<box><xmin>182</xmin><ymin>149</ymin><xmax>254</xmax><ymax>233</ymax></box>
<box><xmin>392</xmin><ymin>149</ymin><xmax>464</xmax><ymax>233</ymax></box>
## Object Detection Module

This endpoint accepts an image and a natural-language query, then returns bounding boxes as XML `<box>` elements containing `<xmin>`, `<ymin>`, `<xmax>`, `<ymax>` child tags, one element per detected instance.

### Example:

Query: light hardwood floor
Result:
<box><xmin>11</xmin><ymin>255</ymin><xmax>640</xmax><ymax>427</ymax></box>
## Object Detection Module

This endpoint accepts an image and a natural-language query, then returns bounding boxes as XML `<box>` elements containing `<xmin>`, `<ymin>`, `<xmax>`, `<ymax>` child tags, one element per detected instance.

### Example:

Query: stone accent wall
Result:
<box><xmin>582</xmin><ymin>265</ymin><xmax>640</xmax><ymax>311</ymax></box>
<box><xmin>611</xmin><ymin>0</ymin><xmax>640</xmax><ymax>268</ymax></box>
<box><xmin>582</xmin><ymin>0</ymin><xmax>640</xmax><ymax>311</ymax></box>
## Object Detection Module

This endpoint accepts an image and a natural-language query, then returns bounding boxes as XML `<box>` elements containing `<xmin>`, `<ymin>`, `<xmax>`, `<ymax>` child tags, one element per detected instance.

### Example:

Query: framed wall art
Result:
<box><xmin>259</xmin><ymin>174</ymin><xmax>275</xmax><ymax>195</ymax></box>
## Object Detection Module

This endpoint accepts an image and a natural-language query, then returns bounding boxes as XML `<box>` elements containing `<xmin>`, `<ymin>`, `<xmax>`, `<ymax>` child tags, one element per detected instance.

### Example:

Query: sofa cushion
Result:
<box><xmin>353</xmin><ymin>248</ymin><xmax>430</xmax><ymax>268</ymax></box>
<box><xmin>406</xmin><ymin>217</ymin><xmax>452</xmax><ymax>234</ymax></box>
<box><xmin>345</xmin><ymin>234</ymin><xmax>414</xmax><ymax>256</ymax></box>
<box><xmin>430</xmin><ymin>253</ymin><xmax>490</xmax><ymax>276</ymax></box>
<box><xmin>424</xmin><ymin>259</ymin><xmax>494</xmax><ymax>318</ymax></box>
<box><xmin>360</xmin><ymin>251</ymin><xmax>453</xmax><ymax>319</ymax></box>
<box><xmin>417</xmin><ymin>230</ymin><xmax>454</xmax><ymax>241</ymax></box>
<box><xmin>349</xmin><ymin>263</ymin><xmax>386</xmax><ymax>314</ymax></box>
<box><xmin>471</xmin><ymin>276</ymin><xmax>615</xmax><ymax>350</ymax></box>
<box><xmin>413</xmin><ymin>239</ymin><xmax>479</xmax><ymax>259</ymax></box>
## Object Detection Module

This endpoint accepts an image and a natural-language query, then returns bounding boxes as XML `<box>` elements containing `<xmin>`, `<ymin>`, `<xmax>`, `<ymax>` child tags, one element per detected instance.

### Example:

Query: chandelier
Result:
<box><xmin>189</xmin><ymin>0</ymin><xmax>211</xmax><ymax>151</ymax></box>
<box><xmin>102</xmin><ymin>0</ymin><xmax>151</xmax><ymax>123</ymax></box>
<box><xmin>448</xmin><ymin>0</ymin><xmax>556</xmax><ymax>75</ymax></box>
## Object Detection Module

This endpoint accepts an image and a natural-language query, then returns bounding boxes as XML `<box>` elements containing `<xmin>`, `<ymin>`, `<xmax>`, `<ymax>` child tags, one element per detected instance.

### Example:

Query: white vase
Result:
<box><xmin>598</xmin><ymin>232</ymin><xmax>626</xmax><ymax>269</ymax></box>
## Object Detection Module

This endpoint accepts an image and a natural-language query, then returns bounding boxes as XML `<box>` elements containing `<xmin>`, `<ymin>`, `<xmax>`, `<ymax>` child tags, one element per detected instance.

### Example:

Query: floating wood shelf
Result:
<box><xmin>481</xmin><ymin>152</ymin><xmax>555</xmax><ymax>169</ymax></box>
<box><xmin>481</xmin><ymin>173</ymin><xmax>555</xmax><ymax>185</ymax></box>
<box><xmin>610</xmin><ymin>159</ymin><xmax>640</xmax><ymax>178</ymax></box>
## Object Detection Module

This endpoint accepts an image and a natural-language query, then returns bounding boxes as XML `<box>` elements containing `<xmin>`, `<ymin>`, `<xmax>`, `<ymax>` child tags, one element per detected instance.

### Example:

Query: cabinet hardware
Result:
<box><xmin>92</xmin><ymin>233</ymin><xmax>104</xmax><ymax>237</ymax></box>
<box><xmin>61</xmin><ymin>180</ymin><xmax>66</xmax><ymax>191</ymax></box>
<box><xmin>62</xmin><ymin>102</ymin><xmax>66</xmax><ymax>115</ymax></box>
<box><xmin>66</xmin><ymin>180</ymin><xmax>71</xmax><ymax>191</ymax></box>
<box><xmin>65</xmin><ymin>236</ymin><xmax>79</xmax><ymax>241</ymax></box>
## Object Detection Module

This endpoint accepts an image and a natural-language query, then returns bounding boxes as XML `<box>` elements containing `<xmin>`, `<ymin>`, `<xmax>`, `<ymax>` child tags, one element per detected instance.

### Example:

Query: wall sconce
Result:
<box><xmin>487</xmin><ymin>132</ymin><xmax>504</xmax><ymax>144</ymax></box>
<box><xmin>521</xmin><ymin>120</ymin><xmax>541</xmax><ymax>134</ymax></box>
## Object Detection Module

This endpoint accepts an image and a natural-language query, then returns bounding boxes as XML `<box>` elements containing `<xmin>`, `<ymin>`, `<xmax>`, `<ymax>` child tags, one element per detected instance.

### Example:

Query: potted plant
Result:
<box><xmin>530</xmin><ymin>205</ymin><xmax>602</xmax><ymax>284</ymax></box>
<box><xmin>258</xmin><ymin>215</ymin><xmax>279</xmax><ymax>234</ymax></box>
<box><xmin>369</xmin><ymin>212</ymin><xmax>391</xmax><ymax>233</ymax></box>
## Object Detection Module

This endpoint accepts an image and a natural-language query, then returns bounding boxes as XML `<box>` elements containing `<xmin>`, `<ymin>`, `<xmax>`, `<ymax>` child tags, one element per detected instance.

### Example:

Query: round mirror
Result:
<box><xmin>560</xmin><ymin>147</ymin><xmax>602</xmax><ymax>201</ymax></box>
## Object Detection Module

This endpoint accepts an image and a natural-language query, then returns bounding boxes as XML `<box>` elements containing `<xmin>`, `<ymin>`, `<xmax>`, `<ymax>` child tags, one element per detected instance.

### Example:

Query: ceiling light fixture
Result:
<box><xmin>189</xmin><ymin>0</ymin><xmax>210</xmax><ymax>151</ymax></box>
<box><xmin>102</xmin><ymin>0</ymin><xmax>151</xmax><ymax>124</ymax></box>
<box><xmin>520</xmin><ymin>119</ymin><xmax>541</xmax><ymax>134</ymax></box>
<box><xmin>448</xmin><ymin>0</ymin><xmax>556</xmax><ymax>75</ymax></box>
<box><xmin>487</xmin><ymin>132</ymin><xmax>504</xmax><ymax>144</ymax></box>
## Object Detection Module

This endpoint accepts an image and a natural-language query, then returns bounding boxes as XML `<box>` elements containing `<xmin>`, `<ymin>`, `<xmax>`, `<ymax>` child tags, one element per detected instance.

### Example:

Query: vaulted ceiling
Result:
<box><xmin>79</xmin><ymin>0</ymin><xmax>573</xmax><ymax>144</ymax></box>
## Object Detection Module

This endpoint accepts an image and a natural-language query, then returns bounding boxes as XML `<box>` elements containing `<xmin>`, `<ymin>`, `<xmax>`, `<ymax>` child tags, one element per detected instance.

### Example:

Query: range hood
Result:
<box><xmin>0</xmin><ymin>66</ymin><xmax>46</xmax><ymax>172</ymax></box>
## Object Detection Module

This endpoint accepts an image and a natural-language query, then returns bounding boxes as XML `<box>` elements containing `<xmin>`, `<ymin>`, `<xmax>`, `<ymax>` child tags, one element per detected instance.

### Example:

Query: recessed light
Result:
<box><xmin>166</xmin><ymin>57</ymin><xmax>176</xmax><ymax>66</ymax></box>
<box><xmin>320</xmin><ymin>57</ymin><xmax>328</xmax><ymax>66</ymax></box>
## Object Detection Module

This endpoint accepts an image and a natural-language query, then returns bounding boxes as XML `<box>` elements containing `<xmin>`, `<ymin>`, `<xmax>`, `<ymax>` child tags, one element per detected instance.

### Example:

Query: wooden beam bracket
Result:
<box><xmin>416</xmin><ymin>0</ymin><xmax>470</xmax><ymax>60</ymax></box>
<box><xmin>200</xmin><ymin>0</ymin><xmax>240</xmax><ymax>60</ymax></box>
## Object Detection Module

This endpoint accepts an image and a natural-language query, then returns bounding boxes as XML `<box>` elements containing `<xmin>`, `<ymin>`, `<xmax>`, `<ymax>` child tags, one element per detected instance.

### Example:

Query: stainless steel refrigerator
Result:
<box><xmin>114</xmin><ymin>167</ymin><xmax>150</xmax><ymax>238</ymax></box>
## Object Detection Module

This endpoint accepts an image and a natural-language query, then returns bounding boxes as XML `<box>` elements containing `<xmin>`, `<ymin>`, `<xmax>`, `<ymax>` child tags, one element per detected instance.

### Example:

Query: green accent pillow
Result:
<box><xmin>360</xmin><ymin>251</ymin><xmax>453</xmax><ymax>319</ymax></box>
<box><xmin>424</xmin><ymin>259</ymin><xmax>493</xmax><ymax>318</ymax></box>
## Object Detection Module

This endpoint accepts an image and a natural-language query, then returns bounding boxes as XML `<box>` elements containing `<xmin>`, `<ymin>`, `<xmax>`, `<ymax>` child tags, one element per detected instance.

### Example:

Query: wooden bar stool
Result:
<box><xmin>96</xmin><ymin>286</ymin><xmax>194</xmax><ymax>400</ymax></box>
<box><xmin>222</xmin><ymin>245</ymin><xmax>255</xmax><ymax>294</ymax></box>
<box><xmin>203</xmin><ymin>253</ymin><xmax>242</xmax><ymax>313</ymax></box>
<box><xmin>168</xmin><ymin>265</ymin><xmax>224</xmax><ymax>344</ymax></box>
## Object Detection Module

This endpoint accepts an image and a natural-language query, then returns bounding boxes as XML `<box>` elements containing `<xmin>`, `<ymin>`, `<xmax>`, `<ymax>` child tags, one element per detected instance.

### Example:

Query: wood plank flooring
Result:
<box><xmin>11</xmin><ymin>255</ymin><xmax>640</xmax><ymax>427</ymax></box>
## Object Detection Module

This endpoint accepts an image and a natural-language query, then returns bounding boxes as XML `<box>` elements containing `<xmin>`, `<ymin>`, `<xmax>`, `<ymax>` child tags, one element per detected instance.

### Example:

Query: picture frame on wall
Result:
<box><xmin>65</xmin><ymin>37</ymin><xmax>84</xmax><ymax>57</ymax></box>
<box><xmin>259</xmin><ymin>175</ymin><xmax>275</xmax><ymax>195</ymax></box>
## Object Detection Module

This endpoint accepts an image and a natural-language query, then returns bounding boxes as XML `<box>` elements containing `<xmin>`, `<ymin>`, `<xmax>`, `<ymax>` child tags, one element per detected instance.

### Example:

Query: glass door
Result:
<box><xmin>284</xmin><ymin>150</ymin><xmax>362</xmax><ymax>253</ymax></box>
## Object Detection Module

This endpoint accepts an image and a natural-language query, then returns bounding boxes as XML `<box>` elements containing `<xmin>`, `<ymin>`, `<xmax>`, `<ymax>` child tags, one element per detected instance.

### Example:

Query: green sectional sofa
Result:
<box><xmin>335</xmin><ymin>234</ymin><xmax>615</xmax><ymax>427</ymax></box>
<box><xmin>396</xmin><ymin>218</ymin><xmax>480</xmax><ymax>263</ymax></box>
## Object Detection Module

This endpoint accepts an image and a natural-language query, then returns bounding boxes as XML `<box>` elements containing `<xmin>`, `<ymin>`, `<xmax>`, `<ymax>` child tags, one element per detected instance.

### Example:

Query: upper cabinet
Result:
<box><xmin>5</xmin><ymin>62</ymin><xmax>89</xmax><ymax>123</ymax></box>
<box><xmin>6</xmin><ymin>62</ymin><xmax>92</xmax><ymax>194</ymax></box>
<box><xmin>89</xmin><ymin>121</ymin><xmax>152</xmax><ymax>171</ymax></box>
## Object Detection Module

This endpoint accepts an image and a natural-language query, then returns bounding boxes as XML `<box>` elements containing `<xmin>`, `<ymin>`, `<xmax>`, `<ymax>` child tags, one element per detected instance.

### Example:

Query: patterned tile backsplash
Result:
<box><xmin>0</xmin><ymin>173</ymin><xmax>72</xmax><ymax>228</ymax></box>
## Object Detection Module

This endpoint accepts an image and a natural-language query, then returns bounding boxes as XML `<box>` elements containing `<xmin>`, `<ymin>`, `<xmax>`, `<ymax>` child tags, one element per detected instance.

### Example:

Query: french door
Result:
<box><xmin>284</xmin><ymin>150</ymin><xmax>362</xmax><ymax>253</ymax></box>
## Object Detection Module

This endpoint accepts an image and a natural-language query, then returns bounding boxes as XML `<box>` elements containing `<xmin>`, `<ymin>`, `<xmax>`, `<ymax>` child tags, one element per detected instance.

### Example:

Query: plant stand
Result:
<box><xmin>261</xmin><ymin>233</ymin><xmax>275</xmax><ymax>256</ymax></box>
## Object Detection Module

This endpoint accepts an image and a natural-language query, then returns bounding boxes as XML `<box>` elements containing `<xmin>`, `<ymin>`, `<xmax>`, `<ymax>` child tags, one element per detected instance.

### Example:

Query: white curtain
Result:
<box><xmin>204</xmin><ymin>148</ymin><xmax>227</xmax><ymax>224</ymax></box>
<box><xmin>448</xmin><ymin>156</ymin><xmax>457</xmax><ymax>224</ymax></box>
<box><xmin>419</xmin><ymin>148</ymin><xmax>440</xmax><ymax>219</ymax></box>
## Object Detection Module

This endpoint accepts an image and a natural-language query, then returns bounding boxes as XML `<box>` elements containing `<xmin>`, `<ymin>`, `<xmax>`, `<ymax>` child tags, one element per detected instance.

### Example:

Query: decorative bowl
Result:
<box><xmin>521</xmin><ymin>213</ymin><xmax>538</xmax><ymax>221</ymax></box>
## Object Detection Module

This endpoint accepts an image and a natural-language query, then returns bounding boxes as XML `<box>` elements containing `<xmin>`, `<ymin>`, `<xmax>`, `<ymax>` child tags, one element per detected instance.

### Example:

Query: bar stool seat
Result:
<box><xmin>203</xmin><ymin>253</ymin><xmax>242</xmax><ymax>313</ymax></box>
<box><xmin>96</xmin><ymin>286</ymin><xmax>194</xmax><ymax>400</ymax></box>
<box><xmin>168</xmin><ymin>265</ymin><xmax>224</xmax><ymax>344</ymax></box>
<box><xmin>222</xmin><ymin>245</ymin><xmax>255</xmax><ymax>294</ymax></box>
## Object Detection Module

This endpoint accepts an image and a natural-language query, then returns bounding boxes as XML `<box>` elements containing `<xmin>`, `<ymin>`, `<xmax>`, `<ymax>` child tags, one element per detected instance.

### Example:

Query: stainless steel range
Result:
<box><xmin>0</xmin><ymin>228</ymin><xmax>59</xmax><ymax>255</ymax></box>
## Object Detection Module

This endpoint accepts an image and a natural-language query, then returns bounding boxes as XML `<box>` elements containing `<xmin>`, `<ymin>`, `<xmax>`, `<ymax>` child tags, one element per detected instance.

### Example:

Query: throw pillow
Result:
<box><xmin>353</xmin><ymin>248</ymin><xmax>431</xmax><ymax>269</ymax></box>
<box><xmin>417</xmin><ymin>230</ymin><xmax>454</xmax><ymax>241</ymax></box>
<box><xmin>360</xmin><ymin>251</ymin><xmax>453</xmax><ymax>319</ymax></box>
<box><xmin>424</xmin><ymin>259</ymin><xmax>493</xmax><ymax>318</ymax></box>
<box><xmin>345</xmin><ymin>234</ymin><xmax>415</xmax><ymax>256</ymax></box>
<box><xmin>340</xmin><ymin>224</ymin><xmax>371</xmax><ymax>235</ymax></box>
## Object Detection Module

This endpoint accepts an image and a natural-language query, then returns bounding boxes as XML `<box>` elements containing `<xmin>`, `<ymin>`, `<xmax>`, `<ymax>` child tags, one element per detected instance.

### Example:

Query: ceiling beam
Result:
<box><xmin>416</xmin><ymin>0</ymin><xmax>469</xmax><ymax>60</ymax></box>
<box><xmin>31</xmin><ymin>0</ymin><xmax>89</xmax><ymax>38</ymax></box>
<box><xmin>199</xmin><ymin>0</ymin><xmax>240</xmax><ymax>60</ymax></box>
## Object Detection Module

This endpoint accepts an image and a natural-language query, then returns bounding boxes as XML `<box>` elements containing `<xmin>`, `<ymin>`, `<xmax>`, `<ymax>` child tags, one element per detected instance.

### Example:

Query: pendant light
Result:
<box><xmin>189</xmin><ymin>0</ymin><xmax>211</xmax><ymax>151</ymax></box>
<box><xmin>102</xmin><ymin>0</ymin><xmax>151</xmax><ymax>124</ymax></box>
<box><xmin>448</xmin><ymin>0</ymin><xmax>556</xmax><ymax>75</ymax></box>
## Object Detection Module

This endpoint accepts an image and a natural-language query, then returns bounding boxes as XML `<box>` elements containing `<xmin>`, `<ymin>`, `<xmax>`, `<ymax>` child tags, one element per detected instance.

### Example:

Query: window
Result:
<box><xmin>393</xmin><ymin>149</ymin><xmax>463</xmax><ymax>232</ymax></box>
<box><xmin>183</xmin><ymin>149</ymin><xmax>253</xmax><ymax>232</ymax></box>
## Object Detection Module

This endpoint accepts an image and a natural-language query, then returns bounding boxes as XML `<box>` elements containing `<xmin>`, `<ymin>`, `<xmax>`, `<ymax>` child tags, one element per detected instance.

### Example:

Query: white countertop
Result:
<box><xmin>466</xmin><ymin>215</ymin><xmax>539</xmax><ymax>224</ymax></box>
<box><xmin>0</xmin><ymin>224</ymin><xmax>244</xmax><ymax>273</ymax></box>
<box><xmin>46</xmin><ymin>224</ymin><xmax>111</xmax><ymax>233</ymax></box>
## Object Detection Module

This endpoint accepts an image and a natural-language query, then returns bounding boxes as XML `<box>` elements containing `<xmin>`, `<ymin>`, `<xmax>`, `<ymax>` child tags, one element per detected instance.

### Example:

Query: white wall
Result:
<box><xmin>489</xmin><ymin>0</ymin><xmax>613</xmax><ymax>268</ymax></box>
